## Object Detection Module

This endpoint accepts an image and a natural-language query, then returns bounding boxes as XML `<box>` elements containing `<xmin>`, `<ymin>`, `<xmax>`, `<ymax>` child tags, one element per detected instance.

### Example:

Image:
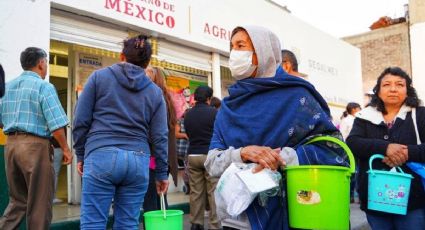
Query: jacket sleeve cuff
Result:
<box><xmin>407</xmin><ymin>145</ymin><xmax>424</xmax><ymax>162</ymax></box>
<box><xmin>76</xmin><ymin>151</ymin><xmax>84</xmax><ymax>163</ymax></box>
<box><xmin>155</xmin><ymin>170</ymin><xmax>169</xmax><ymax>181</ymax></box>
<box><xmin>233</xmin><ymin>148</ymin><xmax>244</xmax><ymax>162</ymax></box>
<box><xmin>375</xmin><ymin>140</ymin><xmax>390</xmax><ymax>155</ymax></box>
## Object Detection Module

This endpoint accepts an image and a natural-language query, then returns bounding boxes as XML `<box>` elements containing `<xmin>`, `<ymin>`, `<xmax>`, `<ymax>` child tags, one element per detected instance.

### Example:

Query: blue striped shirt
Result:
<box><xmin>0</xmin><ymin>71</ymin><xmax>68</xmax><ymax>137</ymax></box>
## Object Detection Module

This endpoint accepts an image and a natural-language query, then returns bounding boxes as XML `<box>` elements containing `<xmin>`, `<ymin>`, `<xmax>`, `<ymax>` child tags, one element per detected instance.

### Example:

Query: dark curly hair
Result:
<box><xmin>122</xmin><ymin>35</ymin><xmax>152</xmax><ymax>68</ymax></box>
<box><xmin>194</xmin><ymin>86</ymin><xmax>213</xmax><ymax>103</ymax></box>
<box><xmin>369</xmin><ymin>67</ymin><xmax>421</xmax><ymax>114</ymax></box>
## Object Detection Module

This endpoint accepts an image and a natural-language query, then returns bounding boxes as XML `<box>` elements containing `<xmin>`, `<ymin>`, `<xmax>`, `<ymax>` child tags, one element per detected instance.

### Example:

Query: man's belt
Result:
<box><xmin>7</xmin><ymin>131</ymin><xmax>30</xmax><ymax>136</ymax></box>
<box><xmin>7</xmin><ymin>131</ymin><xmax>49</xmax><ymax>139</ymax></box>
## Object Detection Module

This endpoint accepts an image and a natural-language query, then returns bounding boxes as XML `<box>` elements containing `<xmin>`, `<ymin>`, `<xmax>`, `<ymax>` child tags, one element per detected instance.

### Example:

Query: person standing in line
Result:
<box><xmin>73</xmin><ymin>35</ymin><xmax>169</xmax><ymax>229</ymax></box>
<box><xmin>347</xmin><ymin>67</ymin><xmax>425</xmax><ymax>229</ymax></box>
<box><xmin>143</xmin><ymin>66</ymin><xmax>178</xmax><ymax>214</ymax></box>
<box><xmin>0</xmin><ymin>47</ymin><xmax>72</xmax><ymax>230</ymax></box>
<box><xmin>340</xmin><ymin>102</ymin><xmax>361</xmax><ymax>140</ymax></box>
<box><xmin>204</xmin><ymin>25</ymin><xmax>346</xmax><ymax>229</ymax></box>
<box><xmin>281</xmin><ymin>49</ymin><xmax>301</xmax><ymax>77</ymax></box>
<box><xmin>210</xmin><ymin>96</ymin><xmax>222</xmax><ymax>109</ymax></box>
<box><xmin>184</xmin><ymin>86</ymin><xmax>220</xmax><ymax>230</ymax></box>
<box><xmin>175</xmin><ymin>110</ymin><xmax>190</xmax><ymax>194</ymax></box>
<box><xmin>339</xmin><ymin>102</ymin><xmax>361</xmax><ymax>203</ymax></box>
<box><xmin>51</xmin><ymin>137</ymin><xmax>64</xmax><ymax>204</ymax></box>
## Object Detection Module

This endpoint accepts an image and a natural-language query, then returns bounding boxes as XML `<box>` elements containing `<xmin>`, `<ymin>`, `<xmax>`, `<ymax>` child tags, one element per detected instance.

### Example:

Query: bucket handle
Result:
<box><xmin>160</xmin><ymin>192</ymin><xmax>166</xmax><ymax>219</ymax></box>
<box><xmin>305</xmin><ymin>136</ymin><xmax>355</xmax><ymax>174</ymax></box>
<box><xmin>369</xmin><ymin>154</ymin><xmax>406</xmax><ymax>175</ymax></box>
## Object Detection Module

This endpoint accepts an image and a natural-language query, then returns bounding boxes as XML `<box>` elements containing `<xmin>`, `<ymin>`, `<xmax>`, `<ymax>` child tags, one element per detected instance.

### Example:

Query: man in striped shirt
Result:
<box><xmin>0</xmin><ymin>47</ymin><xmax>72</xmax><ymax>230</ymax></box>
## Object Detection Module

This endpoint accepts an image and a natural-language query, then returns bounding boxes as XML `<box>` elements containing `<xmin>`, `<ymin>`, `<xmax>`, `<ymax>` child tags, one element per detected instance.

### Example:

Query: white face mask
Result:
<box><xmin>229</xmin><ymin>50</ymin><xmax>257</xmax><ymax>80</ymax></box>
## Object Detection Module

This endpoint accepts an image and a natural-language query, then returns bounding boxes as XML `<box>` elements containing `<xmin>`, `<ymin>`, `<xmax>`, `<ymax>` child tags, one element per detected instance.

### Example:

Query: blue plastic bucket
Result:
<box><xmin>367</xmin><ymin>154</ymin><xmax>413</xmax><ymax>215</ymax></box>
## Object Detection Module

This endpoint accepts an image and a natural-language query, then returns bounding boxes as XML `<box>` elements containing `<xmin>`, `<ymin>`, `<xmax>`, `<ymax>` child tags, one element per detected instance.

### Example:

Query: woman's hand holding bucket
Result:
<box><xmin>156</xmin><ymin>180</ymin><xmax>169</xmax><ymax>195</ymax></box>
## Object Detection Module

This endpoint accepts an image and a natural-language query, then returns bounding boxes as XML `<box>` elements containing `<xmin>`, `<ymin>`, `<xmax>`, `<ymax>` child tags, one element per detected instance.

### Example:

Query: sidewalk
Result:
<box><xmin>182</xmin><ymin>203</ymin><xmax>370</xmax><ymax>230</ymax></box>
<box><xmin>51</xmin><ymin>192</ymin><xmax>370</xmax><ymax>229</ymax></box>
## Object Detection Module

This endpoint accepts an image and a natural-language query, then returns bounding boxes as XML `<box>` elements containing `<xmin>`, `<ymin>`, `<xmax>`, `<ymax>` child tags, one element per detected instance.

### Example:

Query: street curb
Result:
<box><xmin>50</xmin><ymin>202</ymin><xmax>190</xmax><ymax>229</ymax></box>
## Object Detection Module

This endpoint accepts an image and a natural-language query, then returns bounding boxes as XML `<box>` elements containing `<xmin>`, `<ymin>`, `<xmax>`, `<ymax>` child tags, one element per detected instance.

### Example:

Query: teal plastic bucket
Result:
<box><xmin>367</xmin><ymin>154</ymin><xmax>413</xmax><ymax>215</ymax></box>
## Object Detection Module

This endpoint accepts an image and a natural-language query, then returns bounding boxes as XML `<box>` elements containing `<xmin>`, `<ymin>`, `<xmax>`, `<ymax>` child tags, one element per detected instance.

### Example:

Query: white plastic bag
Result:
<box><xmin>214</xmin><ymin>163</ymin><xmax>281</xmax><ymax>218</ymax></box>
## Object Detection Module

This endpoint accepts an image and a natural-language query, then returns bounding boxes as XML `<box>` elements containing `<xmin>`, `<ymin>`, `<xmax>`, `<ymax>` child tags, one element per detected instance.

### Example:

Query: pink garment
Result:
<box><xmin>149</xmin><ymin>156</ymin><xmax>156</xmax><ymax>170</ymax></box>
<box><xmin>170</xmin><ymin>91</ymin><xmax>188</xmax><ymax>119</ymax></box>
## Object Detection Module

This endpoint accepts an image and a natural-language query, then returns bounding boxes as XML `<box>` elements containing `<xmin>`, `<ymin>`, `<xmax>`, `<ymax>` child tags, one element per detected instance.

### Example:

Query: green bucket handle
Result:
<box><xmin>369</xmin><ymin>154</ymin><xmax>406</xmax><ymax>175</ymax></box>
<box><xmin>305</xmin><ymin>136</ymin><xmax>356</xmax><ymax>174</ymax></box>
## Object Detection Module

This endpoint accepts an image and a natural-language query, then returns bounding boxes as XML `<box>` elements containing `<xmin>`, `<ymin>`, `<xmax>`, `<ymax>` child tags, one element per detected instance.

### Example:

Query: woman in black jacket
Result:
<box><xmin>347</xmin><ymin>67</ymin><xmax>425</xmax><ymax>229</ymax></box>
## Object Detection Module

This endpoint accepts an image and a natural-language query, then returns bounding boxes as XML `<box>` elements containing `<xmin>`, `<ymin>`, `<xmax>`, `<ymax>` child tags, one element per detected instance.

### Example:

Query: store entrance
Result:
<box><xmin>49</xmin><ymin>44</ymin><xmax>70</xmax><ymax>204</ymax></box>
<box><xmin>49</xmin><ymin>40</ymin><xmax>121</xmax><ymax>204</ymax></box>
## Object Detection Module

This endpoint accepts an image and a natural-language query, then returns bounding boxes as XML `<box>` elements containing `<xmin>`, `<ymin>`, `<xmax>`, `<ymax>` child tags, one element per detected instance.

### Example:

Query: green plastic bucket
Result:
<box><xmin>144</xmin><ymin>193</ymin><xmax>184</xmax><ymax>230</ymax></box>
<box><xmin>285</xmin><ymin>136</ymin><xmax>355</xmax><ymax>230</ymax></box>
<box><xmin>144</xmin><ymin>210</ymin><xmax>184</xmax><ymax>230</ymax></box>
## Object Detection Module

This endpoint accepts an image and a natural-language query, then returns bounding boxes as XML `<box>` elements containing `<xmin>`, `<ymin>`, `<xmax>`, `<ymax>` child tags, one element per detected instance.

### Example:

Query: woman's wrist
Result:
<box><xmin>240</xmin><ymin>146</ymin><xmax>248</xmax><ymax>162</ymax></box>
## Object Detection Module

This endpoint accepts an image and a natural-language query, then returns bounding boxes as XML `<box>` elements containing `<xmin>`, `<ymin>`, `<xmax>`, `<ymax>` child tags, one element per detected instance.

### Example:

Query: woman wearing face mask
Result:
<box><xmin>205</xmin><ymin>26</ymin><xmax>347</xmax><ymax>230</ymax></box>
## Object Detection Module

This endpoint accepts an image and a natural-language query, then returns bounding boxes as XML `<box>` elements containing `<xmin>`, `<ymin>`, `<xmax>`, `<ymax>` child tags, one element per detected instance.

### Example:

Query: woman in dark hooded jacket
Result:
<box><xmin>73</xmin><ymin>35</ymin><xmax>169</xmax><ymax>229</ymax></box>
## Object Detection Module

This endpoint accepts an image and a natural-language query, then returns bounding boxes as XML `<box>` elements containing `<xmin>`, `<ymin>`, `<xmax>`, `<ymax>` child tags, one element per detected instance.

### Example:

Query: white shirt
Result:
<box><xmin>340</xmin><ymin>114</ymin><xmax>356</xmax><ymax>141</ymax></box>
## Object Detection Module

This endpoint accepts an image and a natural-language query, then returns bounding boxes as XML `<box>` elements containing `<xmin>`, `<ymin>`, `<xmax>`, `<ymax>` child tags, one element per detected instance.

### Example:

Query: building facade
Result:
<box><xmin>0</xmin><ymin>0</ymin><xmax>362</xmax><ymax>205</ymax></box>
<box><xmin>409</xmin><ymin>0</ymin><xmax>425</xmax><ymax>100</ymax></box>
<box><xmin>343</xmin><ymin>0</ymin><xmax>425</xmax><ymax>103</ymax></box>
<box><xmin>343</xmin><ymin>23</ymin><xmax>411</xmax><ymax>103</ymax></box>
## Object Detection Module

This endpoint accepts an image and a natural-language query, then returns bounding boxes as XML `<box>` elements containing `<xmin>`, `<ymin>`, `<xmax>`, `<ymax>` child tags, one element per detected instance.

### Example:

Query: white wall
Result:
<box><xmin>189</xmin><ymin>0</ymin><xmax>363</xmax><ymax>114</ymax></box>
<box><xmin>0</xmin><ymin>0</ymin><xmax>51</xmax><ymax>82</ymax></box>
<box><xmin>410</xmin><ymin>22</ymin><xmax>425</xmax><ymax>101</ymax></box>
<box><xmin>51</xmin><ymin>0</ymin><xmax>363</xmax><ymax>110</ymax></box>
<box><xmin>1</xmin><ymin>0</ymin><xmax>362</xmax><ymax>115</ymax></box>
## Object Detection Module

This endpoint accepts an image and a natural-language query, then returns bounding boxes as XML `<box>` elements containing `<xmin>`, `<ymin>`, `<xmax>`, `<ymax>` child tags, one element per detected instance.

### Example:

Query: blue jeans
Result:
<box><xmin>366</xmin><ymin>208</ymin><xmax>425</xmax><ymax>230</ymax></box>
<box><xmin>53</xmin><ymin>148</ymin><xmax>63</xmax><ymax>199</ymax></box>
<box><xmin>80</xmin><ymin>147</ymin><xmax>150</xmax><ymax>229</ymax></box>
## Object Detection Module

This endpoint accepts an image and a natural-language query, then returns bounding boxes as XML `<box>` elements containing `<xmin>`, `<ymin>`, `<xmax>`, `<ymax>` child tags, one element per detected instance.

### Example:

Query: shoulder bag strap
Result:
<box><xmin>412</xmin><ymin>108</ymin><xmax>421</xmax><ymax>144</ymax></box>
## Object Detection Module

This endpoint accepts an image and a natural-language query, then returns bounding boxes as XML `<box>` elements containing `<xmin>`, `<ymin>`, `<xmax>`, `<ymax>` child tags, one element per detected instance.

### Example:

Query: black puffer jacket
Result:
<box><xmin>347</xmin><ymin>106</ymin><xmax>425</xmax><ymax>215</ymax></box>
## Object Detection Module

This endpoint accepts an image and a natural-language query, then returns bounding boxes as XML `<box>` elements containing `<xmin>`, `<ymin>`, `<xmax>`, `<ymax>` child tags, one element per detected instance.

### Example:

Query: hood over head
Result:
<box><xmin>242</xmin><ymin>25</ymin><xmax>282</xmax><ymax>78</ymax></box>
<box><xmin>109</xmin><ymin>62</ymin><xmax>152</xmax><ymax>91</ymax></box>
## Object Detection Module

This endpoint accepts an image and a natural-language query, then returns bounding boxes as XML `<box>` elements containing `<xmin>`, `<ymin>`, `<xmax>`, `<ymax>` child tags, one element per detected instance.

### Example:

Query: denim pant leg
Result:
<box><xmin>113</xmin><ymin>150</ymin><xmax>150</xmax><ymax>229</ymax></box>
<box><xmin>394</xmin><ymin>208</ymin><xmax>425</xmax><ymax>230</ymax></box>
<box><xmin>53</xmin><ymin>148</ymin><xmax>63</xmax><ymax>198</ymax></box>
<box><xmin>366</xmin><ymin>213</ymin><xmax>395</xmax><ymax>230</ymax></box>
<box><xmin>80</xmin><ymin>148</ymin><xmax>118</xmax><ymax>230</ymax></box>
<box><xmin>367</xmin><ymin>209</ymin><xmax>425</xmax><ymax>230</ymax></box>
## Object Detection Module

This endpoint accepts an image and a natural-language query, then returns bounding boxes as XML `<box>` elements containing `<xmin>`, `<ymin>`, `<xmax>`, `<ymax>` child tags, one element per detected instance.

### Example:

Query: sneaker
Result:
<box><xmin>53</xmin><ymin>198</ymin><xmax>63</xmax><ymax>204</ymax></box>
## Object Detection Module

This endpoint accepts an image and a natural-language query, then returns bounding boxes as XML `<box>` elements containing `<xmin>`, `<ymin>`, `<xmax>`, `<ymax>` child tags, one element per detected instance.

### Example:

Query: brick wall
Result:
<box><xmin>343</xmin><ymin>23</ymin><xmax>411</xmax><ymax>98</ymax></box>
